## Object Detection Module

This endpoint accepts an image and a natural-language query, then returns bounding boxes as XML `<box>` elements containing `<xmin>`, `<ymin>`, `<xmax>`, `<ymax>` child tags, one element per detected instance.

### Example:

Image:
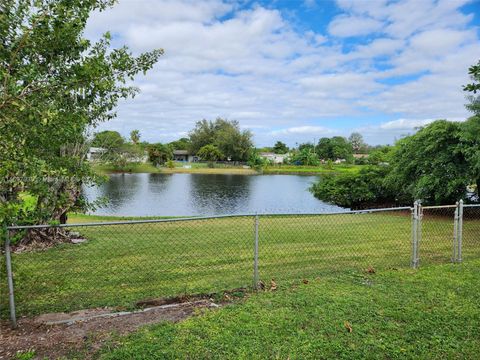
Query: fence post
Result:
<box><xmin>453</xmin><ymin>203</ymin><xmax>459</xmax><ymax>263</ymax></box>
<box><xmin>458</xmin><ymin>199</ymin><xmax>463</xmax><ymax>263</ymax></box>
<box><xmin>253</xmin><ymin>214</ymin><xmax>259</xmax><ymax>290</ymax></box>
<box><xmin>411</xmin><ymin>201</ymin><xmax>419</xmax><ymax>269</ymax></box>
<box><xmin>5</xmin><ymin>228</ymin><xmax>17</xmax><ymax>329</ymax></box>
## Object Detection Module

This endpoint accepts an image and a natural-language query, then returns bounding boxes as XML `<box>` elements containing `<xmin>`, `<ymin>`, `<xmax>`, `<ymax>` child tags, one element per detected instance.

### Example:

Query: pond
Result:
<box><xmin>83</xmin><ymin>173</ymin><xmax>345</xmax><ymax>216</ymax></box>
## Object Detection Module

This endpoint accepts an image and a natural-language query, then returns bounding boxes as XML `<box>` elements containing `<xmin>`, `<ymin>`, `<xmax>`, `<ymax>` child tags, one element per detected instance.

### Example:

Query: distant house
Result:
<box><xmin>353</xmin><ymin>153</ymin><xmax>369</xmax><ymax>159</ymax></box>
<box><xmin>87</xmin><ymin>147</ymin><xmax>106</xmax><ymax>161</ymax></box>
<box><xmin>173</xmin><ymin>150</ymin><xmax>197</xmax><ymax>162</ymax></box>
<box><xmin>259</xmin><ymin>152</ymin><xmax>289</xmax><ymax>164</ymax></box>
<box><xmin>87</xmin><ymin>147</ymin><xmax>148</xmax><ymax>163</ymax></box>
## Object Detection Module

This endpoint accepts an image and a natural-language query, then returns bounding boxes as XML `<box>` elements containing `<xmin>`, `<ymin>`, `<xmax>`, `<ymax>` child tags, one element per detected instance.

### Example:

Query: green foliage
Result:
<box><xmin>256</xmin><ymin>146</ymin><xmax>273</xmax><ymax>153</ymax></box>
<box><xmin>147</xmin><ymin>143</ymin><xmax>172</xmax><ymax>166</ymax></box>
<box><xmin>166</xmin><ymin>159</ymin><xmax>175</xmax><ymax>169</ymax></box>
<box><xmin>188</xmin><ymin>118</ymin><xmax>253</xmax><ymax>161</ymax></box>
<box><xmin>129</xmin><ymin>129</ymin><xmax>140</xmax><ymax>145</ymax></box>
<box><xmin>291</xmin><ymin>148</ymin><xmax>319</xmax><ymax>166</ymax></box>
<box><xmin>169</xmin><ymin>137</ymin><xmax>191</xmax><ymax>150</ymax></box>
<box><xmin>298</xmin><ymin>142</ymin><xmax>315</xmax><ymax>152</ymax></box>
<box><xmin>247</xmin><ymin>150</ymin><xmax>269</xmax><ymax>170</ymax></box>
<box><xmin>313</xmin><ymin>120</ymin><xmax>475</xmax><ymax>208</ymax></box>
<box><xmin>464</xmin><ymin>60</ymin><xmax>480</xmax><ymax>116</ymax></box>
<box><xmin>92</xmin><ymin>130</ymin><xmax>125</xmax><ymax>149</ymax></box>
<box><xmin>311</xmin><ymin>166</ymin><xmax>394</xmax><ymax>208</ymax></box>
<box><xmin>273</xmin><ymin>141</ymin><xmax>288</xmax><ymax>154</ymax></box>
<box><xmin>0</xmin><ymin>0</ymin><xmax>162</xmax><ymax>227</ymax></box>
<box><xmin>197</xmin><ymin>144</ymin><xmax>223</xmax><ymax>162</ymax></box>
<box><xmin>387</xmin><ymin>120</ymin><xmax>470</xmax><ymax>205</ymax></box>
<box><xmin>367</xmin><ymin>145</ymin><xmax>394</xmax><ymax>165</ymax></box>
<box><xmin>459</xmin><ymin>116</ymin><xmax>480</xmax><ymax>193</ymax></box>
<box><xmin>348</xmin><ymin>132</ymin><xmax>367</xmax><ymax>153</ymax></box>
<box><xmin>316</xmin><ymin>136</ymin><xmax>354</xmax><ymax>162</ymax></box>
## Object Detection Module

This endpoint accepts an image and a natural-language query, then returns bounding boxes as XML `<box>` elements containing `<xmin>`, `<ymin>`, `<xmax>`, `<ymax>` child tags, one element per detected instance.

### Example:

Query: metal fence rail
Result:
<box><xmin>2</xmin><ymin>202</ymin><xmax>480</xmax><ymax>328</ymax></box>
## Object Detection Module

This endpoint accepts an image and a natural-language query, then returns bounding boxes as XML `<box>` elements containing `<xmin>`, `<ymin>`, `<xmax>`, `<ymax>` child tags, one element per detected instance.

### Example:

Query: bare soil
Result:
<box><xmin>0</xmin><ymin>300</ymin><xmax>217</xmax><ymax>360</ymax></box>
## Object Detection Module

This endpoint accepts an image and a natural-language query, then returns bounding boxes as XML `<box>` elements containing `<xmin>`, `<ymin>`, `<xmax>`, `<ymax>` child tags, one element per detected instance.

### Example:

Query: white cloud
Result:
<box><xmin>271</xmin><ymin>126</ymin><xmax>334</xmax><ymax>136</ymax></box>
<box><xmin>85</xmin><ymin>0</ymin><xmax>479</xmax><ymax>146</ymax></box>
<box><xmin>328</xmin><ymin>15</ymin><xmax>384</xmax><ymax>37</ymax></box>
<box><xmin>380</xmin><ymin>118</ymin><xmax>437</xmax><ymax>130</ymax></box>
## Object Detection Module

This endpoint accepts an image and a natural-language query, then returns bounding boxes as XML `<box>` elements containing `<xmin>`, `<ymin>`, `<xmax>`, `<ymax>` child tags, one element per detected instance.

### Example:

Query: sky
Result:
<box><xmin>85</xmin><ymin>0</ymin><xmax>480</xmax><ymax>147</ymax></box>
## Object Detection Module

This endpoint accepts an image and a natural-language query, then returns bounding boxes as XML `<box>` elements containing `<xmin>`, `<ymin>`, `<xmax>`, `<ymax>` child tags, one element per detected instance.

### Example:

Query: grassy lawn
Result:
<box><xmin>2</xmin><ymin>211</ymin><xmax>479</xmax><ymax>320</ymax></box>
<box><xmin>92</xmin><ymin>161</ymin><xmax>363</xmax><ymax>175</ymax></box>
<box><xmin>97</xmin><ymin>259</ymin><xmax>480</xmax><ymax>359</ymax></box>
<box><xmin>160</xmin><ymin>166</ymin><xmax>256</xmax><ymax>175</ymax></box>
<box><xmin>92</xmin><ymin>162</ymin><xmax>161</xmax><ymax>175</ymax></box>
<box><xmin>262</xmin><ymin>164</ymin><xmax>363</xmax><ymax>175</ymax></box>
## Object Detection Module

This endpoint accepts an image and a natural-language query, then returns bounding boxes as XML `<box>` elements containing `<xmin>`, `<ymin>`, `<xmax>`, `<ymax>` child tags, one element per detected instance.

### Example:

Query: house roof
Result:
<box><xmin>173</xmin><ymin>150</ymin><xmax>190</xmax><ymax>155</ymax></box>
<box><xmin>89</xmin><ymin>147</ymin><xmax>106</xmax><ymax>153</ymax></box>
<box><xmin>260</xmin><ymin>152</ymin><xmax>288</xmax><ymax>157</ymax></box>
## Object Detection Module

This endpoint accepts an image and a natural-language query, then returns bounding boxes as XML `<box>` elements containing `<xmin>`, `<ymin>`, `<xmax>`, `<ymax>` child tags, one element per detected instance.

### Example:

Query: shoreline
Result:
<box><xmin>93</xmin><ymin>163</ymin><xmax>363</xmax><ymax>176</ymax></box>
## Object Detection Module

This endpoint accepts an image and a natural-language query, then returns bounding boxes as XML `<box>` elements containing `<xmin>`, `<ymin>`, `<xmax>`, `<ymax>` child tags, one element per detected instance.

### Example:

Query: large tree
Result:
<box><xmin>188</xmin><ymin>118</ymin><xmax>253</xmax><ymax>161</ymax></box>
<box><xmin>169</xmin><ymin>137</ymin><xmax>191</xmax><ymax>150</ymax></box>
<box><xmin>0</xmin><ymin>0</ymin><xmax>162</xmax><ymax>228</ymax></box>
<box><xmin>92</xmin><ymin>130</ymin><xmax>124</xmax><ymax>150</ymax></box>
<box><xmin>462</xmin><ymin>60</ymin><xmax>480</xmax><ymax>196</ymax></box>
<box><xmin>316</xmin><ymin>136</ymin><xmax>353</xmax><ymax>161</ymax></box>
<box><xmin>348</xmin><ymin>132</ymin><xmax>367</xmax><ymax>153</ymax></box>
<box><xmin>386</xmin><ymin>120</ymin><xmax>470</xmax><ymax>205</ymax></box>
<box><xmin>130</xmin><ymin>129</ymin><xmax>140</xmax><ymax>145</ymax></box>
<box><xmin>147</xmin><ymin>143</ymin><xmax>172</xmax><ymax>166</ymax></box>
<box><xmin>459</xmin><ymin>116</ymin><xmax>480</xmax><ymax>196</ymax></box>
<box><xmin>463</xmin><ymin>60</ymin><xmax>480</xmax><ymax>116</ymax></box>
<box><xmin>197</xmin><ymin>144</ymin><xmax>223</xmax><ymax>162</ymax></box>
<box><xmin>273</xmin><ymin>141</ymin><xmax>288</xmax><ymax>154</ymax></box>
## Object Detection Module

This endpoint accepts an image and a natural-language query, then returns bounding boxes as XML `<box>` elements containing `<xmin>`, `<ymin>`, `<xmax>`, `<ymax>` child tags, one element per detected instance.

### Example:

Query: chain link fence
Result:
<box><xmin>421</xmin><ymin>205</ymin><xmax>457</xmax><ymax>265</ymax></box>
<box><xmin>463</xmin><ymin>204</ymin><xmax>480</xmax><ymax>261</ymax></box>
<box><xmin>2</xmin><ymin>202</ymin><xmax>480</xmax><ymax>328</ymax></box>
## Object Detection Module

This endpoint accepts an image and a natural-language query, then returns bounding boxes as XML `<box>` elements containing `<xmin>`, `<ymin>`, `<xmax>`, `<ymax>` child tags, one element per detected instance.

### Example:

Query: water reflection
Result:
<box><xmin>188</xmin><ymin>174</ymin><xmax>251</xmax><ymax>214</ymax></box>
<box><xmin>83</xmin><ymin>173</ymin><xmax>345</xmax><ymax>216</ymax></box>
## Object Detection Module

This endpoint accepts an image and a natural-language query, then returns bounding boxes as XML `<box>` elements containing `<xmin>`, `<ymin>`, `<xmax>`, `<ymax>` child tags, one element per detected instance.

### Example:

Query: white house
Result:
<box><xmin>259</xmin><ymin>152</ymin><xmax>289</xmax><ymax>164</ymax></box>
<box><xmin>173</xmin><ymin>150</ymin><xmax>197</xmax><ymax>162</ymax></box>
<box><xmin>86</xmin><ymin>147</ymin><xmax>106</xmax><ymax>161</ymax></box>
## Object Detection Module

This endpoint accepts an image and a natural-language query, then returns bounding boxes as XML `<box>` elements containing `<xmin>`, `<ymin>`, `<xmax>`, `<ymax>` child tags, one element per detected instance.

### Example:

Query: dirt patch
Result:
<box><xmin>0</xmin><ymin>300</ymin><xmax>217</xmax><ymax>360</ymax></box>
<box><xmin>10</xmin><ymin>229</ymin><xmax>87</xmax><ymax>253</ymax></box>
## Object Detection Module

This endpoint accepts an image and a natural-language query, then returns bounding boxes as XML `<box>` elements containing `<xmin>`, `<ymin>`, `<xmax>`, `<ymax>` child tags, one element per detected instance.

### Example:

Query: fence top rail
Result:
<box><xmin>6</xmin><ymin>206</ymin><xmax>414</xmax><ymax>230</ymax></box>
<box><xmin>463</xmin><ymin>204</ymin><xmax>480</xmax><ymax>208</ymax></box>
<box><xmin>422</xmin><ymin>205</ymin><xmax>458</xmax><ymax>209</ymax></box>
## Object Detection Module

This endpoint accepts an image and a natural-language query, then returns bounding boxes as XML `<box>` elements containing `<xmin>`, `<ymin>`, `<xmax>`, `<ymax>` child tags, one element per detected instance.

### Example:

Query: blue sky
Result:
<box><xmin>86</xmin><ymin>0</ymin><xmax>480</xmax><ymax>146</ymax></box>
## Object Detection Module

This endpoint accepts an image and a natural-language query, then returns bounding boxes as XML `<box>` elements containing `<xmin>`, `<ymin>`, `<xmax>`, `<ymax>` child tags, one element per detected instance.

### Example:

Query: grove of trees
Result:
<box><xmin>188</xmin><ymin>118</ymin><xmax>253</xmax><ymax>161</ymax></box>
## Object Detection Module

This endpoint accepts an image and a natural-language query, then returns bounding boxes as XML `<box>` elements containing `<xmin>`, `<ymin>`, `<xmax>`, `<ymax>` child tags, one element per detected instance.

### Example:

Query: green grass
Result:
<box><xmin>68</xmin><ymin>213</ymin><xmax>178</xmax><ymax>223</ymax></box>
<box><xmin>97</xmin><ymin>259</ymin><xmax>480</xmax><ymax>359</ymax></box>
<box><xmin>1</xmin><ymin>212</ymin><xmax>479</xmax><ymax>319</ymax></box>
<box><xmin>92</xmin><ymin>162</ymin><xmax>161</xmax><ymax>175</ymax></box>
<box><xmin>92</xmin><ymin>161</ymin><xmax>363</xmax><ymax>175</ymax></box>
<box><xmin>262</xmin><ymin>164</ymin><xmax>363</xmax><ymax>175</ymax></box>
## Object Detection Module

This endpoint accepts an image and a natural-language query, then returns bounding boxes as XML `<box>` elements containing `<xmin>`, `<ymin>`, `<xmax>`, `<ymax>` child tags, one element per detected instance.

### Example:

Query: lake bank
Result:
<box><xmin>92</xmin><ymin>162</ymin><xmax>363</xmax><ymax>176</ymax></box>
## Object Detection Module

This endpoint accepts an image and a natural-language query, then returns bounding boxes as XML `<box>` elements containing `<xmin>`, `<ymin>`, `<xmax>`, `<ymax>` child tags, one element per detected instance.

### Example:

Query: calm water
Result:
<box><xmin>83</xmin><ymin>173</ymin><xmax>345</xmax><ymax>216</ymax></box>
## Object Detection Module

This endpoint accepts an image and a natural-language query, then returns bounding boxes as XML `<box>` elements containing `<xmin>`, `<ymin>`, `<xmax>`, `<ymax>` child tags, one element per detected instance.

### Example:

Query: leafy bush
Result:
<box><xmin>291</xmin><ymin>148</ymin><xmax>319</xmax><ymax>166</ymax></box>
<box><xmin>248</xmin><ymin>151</ymin><xmax>269</xmax><ymax>170</ymax></box>
<box><xmin>310</xmin><ymin>166</ymin><xmax>395</xmax><ymax>208</ymax></box>
<box><xmin>147</xmin><ymin>143</ymin><xmax>173</xmax><ymax>166</ymax></box>
<box><xmin>197</xmin><ymin>144</ymin><xmax>223</xmax><ymax>162</ymax></box>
